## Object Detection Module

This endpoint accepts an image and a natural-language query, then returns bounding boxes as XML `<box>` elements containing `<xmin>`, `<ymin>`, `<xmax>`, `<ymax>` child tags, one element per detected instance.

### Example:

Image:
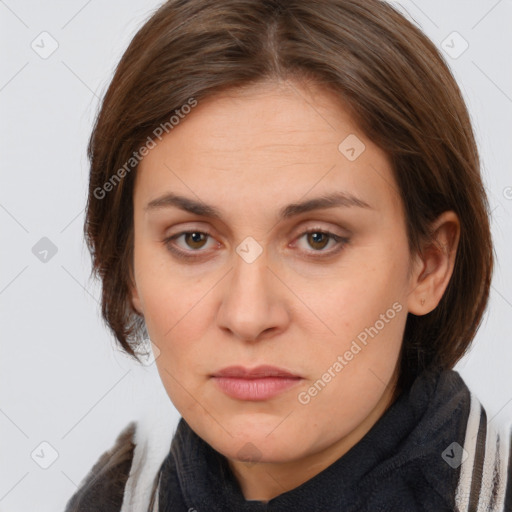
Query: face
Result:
<box><xmin>130</xmin><ymin>79</ymin><xmax>417</xmax><ymax>468</ymax></box>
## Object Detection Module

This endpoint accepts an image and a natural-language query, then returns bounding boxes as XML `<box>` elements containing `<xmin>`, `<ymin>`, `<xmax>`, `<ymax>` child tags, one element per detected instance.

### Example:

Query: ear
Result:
<box><xmin>407</xmin><ymin>211</ymin><xmax>460</xmax><ymax>315</ymax></box>
<box><xmin>128</xmin><ymin>266</ymin><xmax>144</xmax><ymax>315</ymax></box>
<box><xmin>130</xmin><ymin>284</ymin><xmax>144</xmax><ymax>315</ymax></box>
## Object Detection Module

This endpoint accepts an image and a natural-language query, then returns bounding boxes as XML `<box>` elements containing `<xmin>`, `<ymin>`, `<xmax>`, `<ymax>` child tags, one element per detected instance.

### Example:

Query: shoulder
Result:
<box><xmin>64</xmin><ymin>414</ymin><xmax>176</xmax><ymax>512</ymax></box>
<box><xmin>414</xmin><ymin>371</ymin><xmax>512</xmax><ymax>512</ymax></box>
<box><xmin>453</xmin><ymin>391</ymin><xmax>512</xmax><ymax>512</ymax></box>
<box><xmin>64</xmin><ymin>422</ymin><xmax>137</xmax><ymax>512</ymax></box>
<box><xmin>370</xmin><ymin>369</ymin><xmax>512</xmax><ymax>512</ymax></box>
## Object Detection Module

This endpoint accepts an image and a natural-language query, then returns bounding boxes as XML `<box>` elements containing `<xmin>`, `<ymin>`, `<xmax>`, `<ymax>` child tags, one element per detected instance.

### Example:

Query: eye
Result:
<box><xmin>293</xmin><ymin>229</ymin><xmax>349</xmax><ymax>256</ymax></box>
<box><xmin>175</xmin><ymin>231</ymin><xmax>210</xmax><ymax>250</ymax></box>
<box><xmin>163</xmin><ymin>230</ymin><xmax>217</xmax><ymax>260</ymax></box>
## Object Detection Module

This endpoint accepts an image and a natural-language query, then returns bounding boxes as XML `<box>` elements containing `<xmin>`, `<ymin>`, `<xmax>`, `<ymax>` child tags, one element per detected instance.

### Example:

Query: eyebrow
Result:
<box><xmin>144</xmin><ymin>191</ymin><xmax>372</xmax><ymax>220</ymax></box>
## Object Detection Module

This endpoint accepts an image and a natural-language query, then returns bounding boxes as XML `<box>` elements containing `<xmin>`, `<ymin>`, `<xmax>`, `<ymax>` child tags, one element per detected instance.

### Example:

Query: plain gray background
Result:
<box><xmin>1</xmin><ymin>1</ymin><xmax>511</xmax><ymax>510</ymax></box>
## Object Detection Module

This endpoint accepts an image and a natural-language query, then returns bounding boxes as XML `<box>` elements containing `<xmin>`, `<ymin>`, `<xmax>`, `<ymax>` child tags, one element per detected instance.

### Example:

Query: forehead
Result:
<box><xmin>134</xmin><ymin>80</ymin><xmax>402</xmax><ymax>220</ymax></box>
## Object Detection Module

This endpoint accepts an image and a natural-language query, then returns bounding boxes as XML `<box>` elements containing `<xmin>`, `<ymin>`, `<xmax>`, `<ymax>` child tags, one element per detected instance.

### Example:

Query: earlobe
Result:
<box><xmin>131</xmin><ymin>295</ymin><xmax>143</xmax><ymax>315</ymax></box>
<box><xmin>130</xmin><ymin>283</ymin><xmax>144</xmax><ymax>316</ymax></box>
<box><xmin>407</xmin><ymin>211</ymin><xmax>460</xmax><ymax>316</ymax></box>
<box><xmin>128</xmin><ymin>261</ymin><xmax>144</xmax><ymax>315</ymax></box>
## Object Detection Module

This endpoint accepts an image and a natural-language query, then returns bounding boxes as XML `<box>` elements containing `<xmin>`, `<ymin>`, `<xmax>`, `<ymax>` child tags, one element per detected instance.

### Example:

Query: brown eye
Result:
<box><xmin>163</xmin><ymin>230</ymin><xmax>217</xmax><ymax>261</ymax></box>
<box><xmin>183</xmin><ymin>232</ymin><xmax>208</xmax><ymax>249</ymax></box>
<box><xmin>306</xmin><ymin>232</ymin><xmax>330</xmax><ymax>251</ymax></box>
<box><xmin>294</xmin><ymin>229</ymin><xmax>349</xmax><ymax>258</ymax></box>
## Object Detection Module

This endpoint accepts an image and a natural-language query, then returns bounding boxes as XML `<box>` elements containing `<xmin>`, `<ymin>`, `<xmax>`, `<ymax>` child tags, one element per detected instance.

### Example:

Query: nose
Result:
<box><xmin>215</xmin><ymin>247</ymin><xmax>290</xmax><ymax>343</ymax></box>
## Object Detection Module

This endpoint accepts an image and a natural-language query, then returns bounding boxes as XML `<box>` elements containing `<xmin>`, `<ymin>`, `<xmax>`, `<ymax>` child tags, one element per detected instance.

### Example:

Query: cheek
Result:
<box><xmin>133</xmin><ymin>247</ymin><xmax>214</xmax><ymax>385</ymax></box>
<box><xmin>297</xmin><ymin>253</ymin><xmax>409</xmax><ymax>396</ymax></box>
<box><xmin>146</xmin><ymin>292</ymin><xmax>214</xmax><ymax>415</ymax></box>
<box><xmin>134</xmin><ymin>242</ymin><xmax>202</xmax><ymax>330</ymax></box>
<box><xmin>303</xmin><ymin>254</ymin><xmax>408</xmax><ymax>341</ymax></box>
<box><xmin>142</xmin><ymin>287</ymin><xmax>213</xmax><ymax>377</ymax></box>
<box><xmin>296</xmin><ymin>289</ymin><xmax>407</xmax><ymax>443</ymax></box>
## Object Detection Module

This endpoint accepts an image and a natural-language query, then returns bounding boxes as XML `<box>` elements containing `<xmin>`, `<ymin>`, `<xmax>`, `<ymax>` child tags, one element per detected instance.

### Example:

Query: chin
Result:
<box><xmin>212</xmin><ymin>426</ymin><xmax>305</xmax><ymax>463</ymax></box>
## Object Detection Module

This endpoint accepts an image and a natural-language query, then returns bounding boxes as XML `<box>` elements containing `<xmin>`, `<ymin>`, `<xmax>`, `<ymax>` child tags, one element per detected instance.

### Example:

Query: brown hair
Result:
<box><xmin>84</xmin><ymin>0</ymin><xmax>493</xmax><ymax>391</ymax></box>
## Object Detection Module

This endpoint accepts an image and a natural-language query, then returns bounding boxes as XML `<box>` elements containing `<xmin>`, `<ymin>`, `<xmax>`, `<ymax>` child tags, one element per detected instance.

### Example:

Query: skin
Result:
<box><xmin>129</xmin><ymin>79</ymin><xmax>460</xmax><ymax>502</ymax></box>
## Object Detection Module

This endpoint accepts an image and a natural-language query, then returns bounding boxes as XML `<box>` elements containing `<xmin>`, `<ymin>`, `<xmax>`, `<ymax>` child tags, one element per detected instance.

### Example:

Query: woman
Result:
<box><xmin>64</xmin><ymin>0</ymin><xmax>511</xmax><ymax>510</ymax></box>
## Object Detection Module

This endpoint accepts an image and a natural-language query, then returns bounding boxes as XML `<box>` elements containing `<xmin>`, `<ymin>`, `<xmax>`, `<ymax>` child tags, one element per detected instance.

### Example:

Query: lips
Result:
<box><xmin>210</xmin><ymin>365</ymin><xmax>302</xmax><ymax>401</ymax></box>
<box><xmin>211</xmin><ymin>365</ymin><xmax>300</xmax><ymax>379</ymax></box>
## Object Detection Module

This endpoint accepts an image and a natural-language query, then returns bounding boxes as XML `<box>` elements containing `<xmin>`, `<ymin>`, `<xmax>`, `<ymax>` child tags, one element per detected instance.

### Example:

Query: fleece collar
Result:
<box><xmin>156</xmin><ymin>368</ymin><xmax>484</xmax><ymax>512</ymax></box>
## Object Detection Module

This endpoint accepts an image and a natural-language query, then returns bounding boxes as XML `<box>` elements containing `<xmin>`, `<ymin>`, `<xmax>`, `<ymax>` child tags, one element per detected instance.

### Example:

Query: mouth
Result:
<box><xmin>210</xmin><ymin>365</ymin><xmax>303</xmax><ymax>401</ymax></box>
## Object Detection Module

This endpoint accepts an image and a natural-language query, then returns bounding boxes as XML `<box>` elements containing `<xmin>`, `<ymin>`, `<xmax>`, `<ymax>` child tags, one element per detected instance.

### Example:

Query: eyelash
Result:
<box><xmin>162</xmin><ymin>228</ymin><xmax>349</xmax><ymax>261</ymax></box>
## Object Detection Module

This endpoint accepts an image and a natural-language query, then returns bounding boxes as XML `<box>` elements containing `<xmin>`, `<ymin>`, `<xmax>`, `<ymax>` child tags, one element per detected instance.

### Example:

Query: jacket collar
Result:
<box><xmin>157</xmin><ymin>368</ymin><xmax>469</xmax><ymax>511</ymax></box>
